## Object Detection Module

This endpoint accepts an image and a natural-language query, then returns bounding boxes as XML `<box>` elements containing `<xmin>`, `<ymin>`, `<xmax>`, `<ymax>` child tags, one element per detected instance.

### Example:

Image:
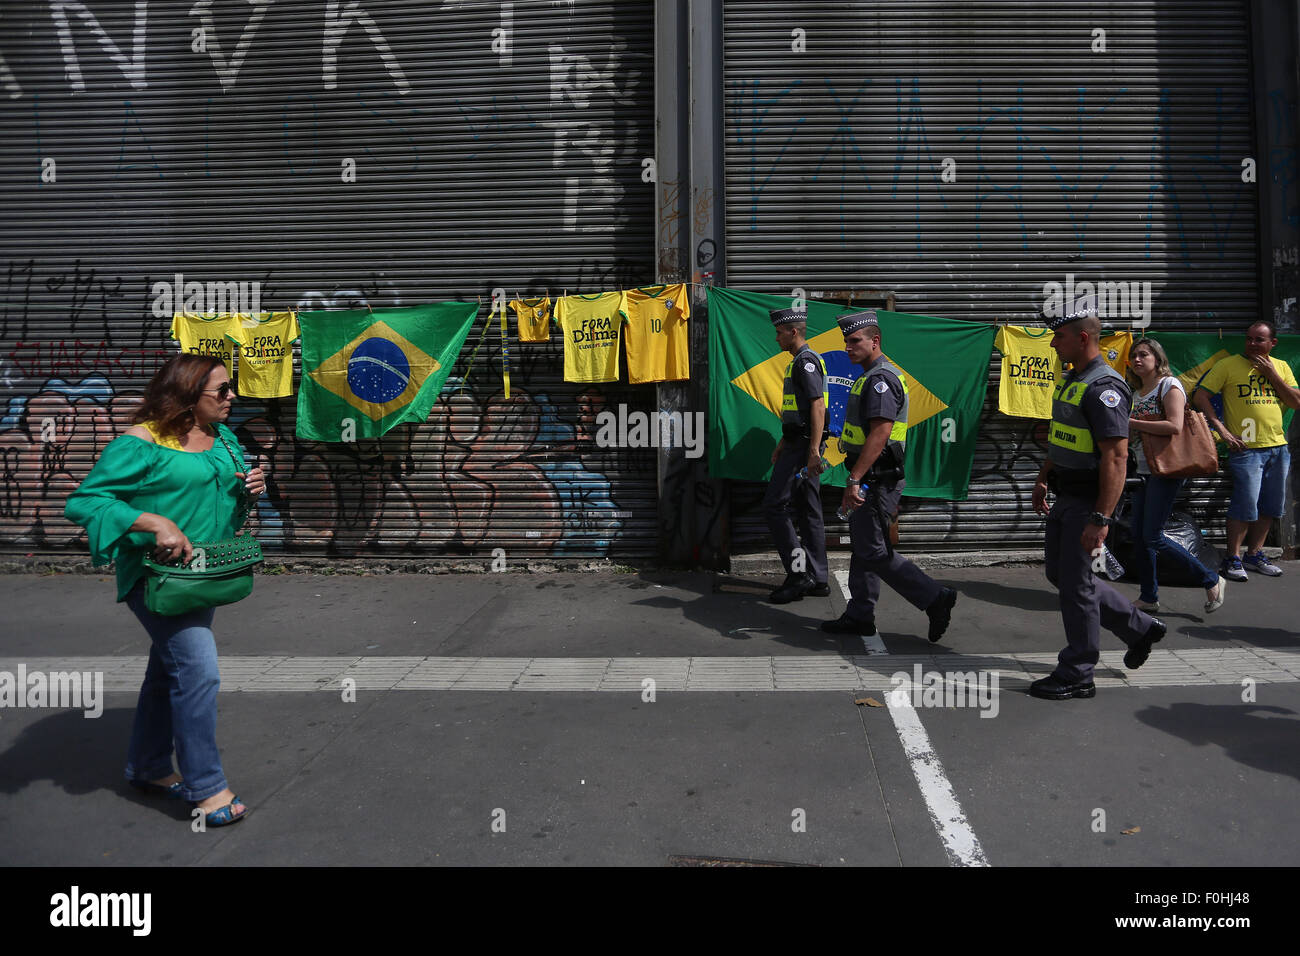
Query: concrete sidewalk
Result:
<box><xmin>1</xmin><ymin>562</ymin><xmax>1297</xmax><ymax>866</ymax></box>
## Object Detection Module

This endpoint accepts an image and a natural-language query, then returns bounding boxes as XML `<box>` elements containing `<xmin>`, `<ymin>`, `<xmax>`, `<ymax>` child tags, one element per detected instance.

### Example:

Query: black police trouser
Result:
<box><xmin>846</xmin><ymin>479</ymin><xmax>942</xmax><ymax>624</ymax></box>
<box><xmin>763</xmin><ymin>439</ymin><xmax>828</xmax><ymax>584</ymax></box>
<box><xmin>1045</xmin><ymin>491</ymin><xmax>1154</xmax><ymax>682</ymax></box>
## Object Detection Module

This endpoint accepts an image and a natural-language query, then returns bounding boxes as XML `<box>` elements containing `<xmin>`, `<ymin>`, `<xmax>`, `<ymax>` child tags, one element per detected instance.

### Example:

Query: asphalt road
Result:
<box><xmin>1</xmin><ymin>562</ymin><xmax>1296</xmax><ymax>867</ymax></box>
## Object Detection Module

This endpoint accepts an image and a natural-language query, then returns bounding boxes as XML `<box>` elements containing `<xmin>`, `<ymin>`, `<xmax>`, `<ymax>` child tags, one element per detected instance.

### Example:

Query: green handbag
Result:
<box><xmin>142</xmin><ymin>535</ymin><xmax>264</xmax><ymax>615</ymax></box>
<box><xmin>141</xmin><ymin>429</ymin><xmax>264</xmax><ymax>616</ymax></box>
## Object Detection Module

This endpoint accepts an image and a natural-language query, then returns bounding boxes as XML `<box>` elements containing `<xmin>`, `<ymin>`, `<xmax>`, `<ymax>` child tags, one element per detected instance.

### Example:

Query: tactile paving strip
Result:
<box><xmin>2</xmin><ymin>647</ymin><xmax>1296</xmax><ymax>693</ymax></box>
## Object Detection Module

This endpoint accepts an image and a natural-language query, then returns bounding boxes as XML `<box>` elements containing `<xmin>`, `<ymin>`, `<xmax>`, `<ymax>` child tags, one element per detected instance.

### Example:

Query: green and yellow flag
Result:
<box><xmin>296</xmin><ymin>303</ymin><xmax>478</xmax><ymax>441</ymax></box>
<box><xmin>708</xmin><ymin>288</ymin><xmax>995</xmax><ymax>499</ymax></box>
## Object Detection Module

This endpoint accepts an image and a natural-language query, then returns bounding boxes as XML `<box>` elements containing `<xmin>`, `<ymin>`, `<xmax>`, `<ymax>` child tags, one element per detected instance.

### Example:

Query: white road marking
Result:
<box><xmin>886</xmin><ymin>689</ymin><xmax>990</xmax><ymax>866</ymax></box>
<box><xmin>833</xmin><ymin>573</ymin><xmax>989</xmax><ymax>867</ymax></box>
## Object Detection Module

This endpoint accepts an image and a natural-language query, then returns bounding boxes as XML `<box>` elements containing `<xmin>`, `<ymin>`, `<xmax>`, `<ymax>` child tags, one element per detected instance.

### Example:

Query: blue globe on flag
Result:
<box><xmin>822</xmin><ymin>349</ymin><xmax>860</xmax><ymax>437</ymax></box>
<box><xmin>348</xmin><ymin>337</ymin><xmax>411</xmax><ymax>403</ymax></box>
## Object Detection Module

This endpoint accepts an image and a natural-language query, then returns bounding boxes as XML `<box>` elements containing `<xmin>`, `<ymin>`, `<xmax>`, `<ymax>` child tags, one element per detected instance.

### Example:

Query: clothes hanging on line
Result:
<box><xmin>555</xmin><ymin>291</ymin><xmax>625</xmax><ymax>383</ymax></box>
<box><xmin>225</xmin><ymin>311</ymin><xmax>300</xmax><ymax>398</ymax></box>
<box><xmin>509</xmin><ymin>295</ymin><xmax>552</xmax><ymax>343</ymax></box>
<box><xmin>620</xmin><ymin>283</ymin><xmax>690</xmax><ymax>384</ymax></box>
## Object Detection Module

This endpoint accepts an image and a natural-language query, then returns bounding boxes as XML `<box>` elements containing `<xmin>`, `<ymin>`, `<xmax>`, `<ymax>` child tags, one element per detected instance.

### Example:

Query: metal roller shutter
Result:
<box><xmin>0</xmin><ymin>0</ymin><xmax>659</xmax><ymax>560</ymax></box>
<box><xmin>722</xmin><ymin>0</ymin><xmax>1258</xmax><ymax>551</ymax></box>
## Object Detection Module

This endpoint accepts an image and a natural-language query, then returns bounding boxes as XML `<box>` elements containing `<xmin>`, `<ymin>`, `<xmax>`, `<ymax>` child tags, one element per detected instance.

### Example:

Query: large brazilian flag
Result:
<box><xmin>296</xmin><ymin>303</ymin><xmax>478</xmax><ymax>441</ymax></box>
<box><xmin>708</xmin><ymin>288</ymin><xmax>996</xmax><ymax>500</ymax></box>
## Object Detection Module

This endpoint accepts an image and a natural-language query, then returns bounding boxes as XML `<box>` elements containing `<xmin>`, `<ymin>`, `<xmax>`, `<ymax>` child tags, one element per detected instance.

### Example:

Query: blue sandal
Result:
<box><xmin>129</xmin><ymin>778</ymin><xmax>185</xmax><ymax>799</ymax></box>
<box><xmin>202</xmin><ymin>795</ymin><xmax>247</xmax><ymax>827</ymax></box>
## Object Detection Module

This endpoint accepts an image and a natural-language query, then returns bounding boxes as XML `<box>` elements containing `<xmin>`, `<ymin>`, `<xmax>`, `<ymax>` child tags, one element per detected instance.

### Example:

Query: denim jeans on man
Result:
<box><xmin>1226</xmin><ymin>445</ymin><xmax>1291</xmax><ymax>521</ymax></box>
<box><xmin>124</xmin><ymin>583</ymin><xmax>228</xmax><ymax>802</ymax></box>
<box><xmin>1129</xmin><ymin>474</ymin><xmax>1217</xmax><ymax>603</ymax></box>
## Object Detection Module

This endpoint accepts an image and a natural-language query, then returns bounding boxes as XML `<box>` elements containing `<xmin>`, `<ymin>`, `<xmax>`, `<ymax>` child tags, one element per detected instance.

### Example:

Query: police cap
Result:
<box><xmin>837</xmin><ymin>310</ymin><xmax>880</xmax><ymax>336</ymax></box>
<box><xmin>770</xmin><ymin>307</ymin><xmax>807</xmax><ymax>326</ymax></box>
<box><xmin>1046</xmin><ymin>303</ymin><xmax>1098</xmax><ymax>331</ymax></box>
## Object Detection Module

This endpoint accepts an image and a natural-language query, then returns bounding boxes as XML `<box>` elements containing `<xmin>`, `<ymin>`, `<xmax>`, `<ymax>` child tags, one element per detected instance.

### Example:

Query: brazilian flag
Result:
<box><xmin>708</xmin><ymin>288</ymin><xmax>995</xmax><ymax>500</ymax></box>
<box><xmin>296</xmin><ymin>303</ymin><xmax>478</xmax><ymax>441</ymax></box>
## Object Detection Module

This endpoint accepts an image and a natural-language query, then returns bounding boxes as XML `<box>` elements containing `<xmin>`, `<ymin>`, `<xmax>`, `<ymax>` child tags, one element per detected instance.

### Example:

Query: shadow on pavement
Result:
<box><xmin>631</xmin><ymin>571</ymin><xmax>872</xmax><ymax>656</ymax></box>
<box><xmin>1134</xmin><ymin>702</ymin><xmax>1300</xmax><ymax>782</ymax></box>
<box><xmin>0</xmin><ymin>707</ymin><xmax>189</xmax><ymax>819</ymax></box>
<box><xmin>945</xmin><ymin>577</ymin><xmax>1060</xmax><ymax>613</ymax></box>
<box><xmin>1181</xmin><ymin>625</ymin><xmax>1300</xmax><ymax>649</ymax></box>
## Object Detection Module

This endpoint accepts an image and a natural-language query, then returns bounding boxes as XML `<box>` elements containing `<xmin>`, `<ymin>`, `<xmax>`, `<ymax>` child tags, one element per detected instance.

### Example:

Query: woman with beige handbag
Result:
<box><xmin>1127</xmin><ymin>338</ymin><xmax>1226</xmax><ymax>614</ymax></box>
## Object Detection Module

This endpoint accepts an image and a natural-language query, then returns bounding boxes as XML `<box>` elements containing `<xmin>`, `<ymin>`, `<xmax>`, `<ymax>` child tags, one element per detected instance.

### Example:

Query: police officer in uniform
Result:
<box><xmin>822</xmin><ymin>311</ymin><xmax>957</xmax><ymax>641</ymax></box>
<box><xmin>764</xmin><ymin>307</ymin><xmax>830</xmax><ymax>603</ymax></box>
<box><xmin>1031</xmin><ymin>309</ymin><xmax>1167</xmax><ymax>700</ymax></box>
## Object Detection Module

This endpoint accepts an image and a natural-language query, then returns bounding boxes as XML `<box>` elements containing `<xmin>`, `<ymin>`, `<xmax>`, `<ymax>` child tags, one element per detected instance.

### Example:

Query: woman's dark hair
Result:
<box><xmin>131</xmin><ymin>354</ymin><xmax>225</xmax><ymax>440</ymax></box>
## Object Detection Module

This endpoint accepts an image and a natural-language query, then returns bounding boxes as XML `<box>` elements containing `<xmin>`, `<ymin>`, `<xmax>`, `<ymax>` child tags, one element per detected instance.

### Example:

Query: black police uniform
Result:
<box><xmin>838</xmin><ymin>353</ymin><xmax>945</xmax><ymax>631</ymax></box>
<box><xmin>763</xmin><ymin>340</ymin><xmax>829</xmax><ymax>590</ymax></box>
<box><xmin>1043</xmin><ymin>354</ymin><xmax>1158</xmax><ymax>688</ymax></box>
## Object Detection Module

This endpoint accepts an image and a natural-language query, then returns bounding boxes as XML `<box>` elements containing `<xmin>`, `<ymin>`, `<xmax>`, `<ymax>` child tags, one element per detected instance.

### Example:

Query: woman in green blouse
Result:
<box><xmin>65</xmin><ymin>355</ymin><xmax>265</xmax><ymax>827</ymax></box>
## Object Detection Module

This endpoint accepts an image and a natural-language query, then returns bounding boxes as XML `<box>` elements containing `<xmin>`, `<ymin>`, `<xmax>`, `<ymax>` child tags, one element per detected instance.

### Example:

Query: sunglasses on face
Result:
<box><xmin>202</xmin><ymin>383</ymin><xmax>234</xmax><ymax>399</ymax></box>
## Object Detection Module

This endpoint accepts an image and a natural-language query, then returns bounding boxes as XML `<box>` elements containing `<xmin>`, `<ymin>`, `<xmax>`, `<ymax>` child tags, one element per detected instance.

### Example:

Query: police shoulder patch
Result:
<box><xmin>873</xmin><ymin>380</ymin><xmax>890</xmax><ymax>394</ymax></box>
<box><xmin>1099</xmin><ymin>389</ymin><xmax>1122</xmax><ymax>408</ymax></box>
<box><xmin>804</xmin><ymin>361</ymin><xmax>815</xmax><ymax>373</ymax></box>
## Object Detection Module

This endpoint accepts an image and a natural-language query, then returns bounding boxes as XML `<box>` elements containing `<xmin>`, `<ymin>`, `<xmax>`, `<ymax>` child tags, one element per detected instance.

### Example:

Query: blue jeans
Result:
<box><xmin>1226</xmin><ymin>445</ymin><xmax>1290</xmax><ymax>521</ymax></box>
<box><xmin>124</xmin><ymin>584</ymin><xmax>228</xmax><ymax>802</ymax></box>
<box><xmin>1129</xmin><ymin>475</ymin><xmax>1217</xmax><ymax>603</ymax></box>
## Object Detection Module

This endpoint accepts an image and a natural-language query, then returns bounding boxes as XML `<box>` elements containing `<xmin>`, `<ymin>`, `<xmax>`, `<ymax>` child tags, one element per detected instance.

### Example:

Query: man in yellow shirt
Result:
<box><xmin>1193</xmin><ymin>320</ymin><xmax>1300</xmax><ymax>580</ymax></box>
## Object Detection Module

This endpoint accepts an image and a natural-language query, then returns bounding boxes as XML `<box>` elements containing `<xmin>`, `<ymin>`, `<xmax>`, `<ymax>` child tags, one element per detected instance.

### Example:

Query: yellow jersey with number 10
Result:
<box><xmin>509</xmin><ymin>296</ymin><xmax>552</xmax><ymax>343</ymax></box>
<box><xmin>621</xmin><ymin>284</ymin><xmax>690</xmax><ymax>384</ymax></box>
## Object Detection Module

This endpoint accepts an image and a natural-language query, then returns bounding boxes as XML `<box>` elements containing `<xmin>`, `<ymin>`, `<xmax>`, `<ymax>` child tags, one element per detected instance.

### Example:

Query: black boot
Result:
<box><xmin>1028</xmin><ymin>673</ymin><xmax>1097</xmax><ymax>700</ymax></box>
<box><xmin>820</xmin><ymin>612</ymin><xmax>877</xmax><ymax>635</ymax></box>
<box><xmin>770</xmin><ymin>572</ymin><xmax>811</xmax><ymax>604</ymax></box>
<box><xmin>926</xmin><ymin>587</ymin><xmax>957</xmax><ymax>643</ymax></box>
<box><xmin>1123</xmin><ymin>618</ymin><xmax>1167</xmax><ymax>670</ymax></box>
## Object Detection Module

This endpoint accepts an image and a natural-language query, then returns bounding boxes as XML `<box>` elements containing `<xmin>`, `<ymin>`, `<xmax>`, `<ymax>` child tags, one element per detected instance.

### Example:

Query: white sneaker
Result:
<box><xmin>1133</xmin><ymin>598</ymin><xmax>1161</xmax><ymax>613</ymax></box>
<box><xmin>1205</xmin><ymin>575</ymin><xmax>1227</xmax><ymax>613</ymax></box>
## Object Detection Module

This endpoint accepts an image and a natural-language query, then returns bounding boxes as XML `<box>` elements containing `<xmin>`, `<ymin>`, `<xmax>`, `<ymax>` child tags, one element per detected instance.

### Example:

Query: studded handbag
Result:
<box><xmin>141</xmin><ymin>430</ymin><xmax>263</xmax><ymax>616</ymax></box>
<box><xmin>1144</xmin><ymin>379</ymin><xmax>1219</xmax><ymax>479</ymax></box>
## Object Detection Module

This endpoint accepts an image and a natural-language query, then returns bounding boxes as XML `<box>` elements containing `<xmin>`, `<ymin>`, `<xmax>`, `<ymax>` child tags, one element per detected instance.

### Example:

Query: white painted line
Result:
<box><xmin>833</xmin><ymin>570</ymin><xmax>887</xmax><ymax>655</ymax></box>
<box><xmin>886</xmin><ymin>688</ymin><xmax>990</xmax><ymax>867</ymax></box>
<box><xmin>829</xmin><ymin>571</ymin><xmax>988</xmax><ymax>865</ymax></box>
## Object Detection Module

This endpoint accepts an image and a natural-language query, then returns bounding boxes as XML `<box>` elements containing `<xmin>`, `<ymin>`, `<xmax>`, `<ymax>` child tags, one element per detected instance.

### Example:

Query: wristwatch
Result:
<box><xmin>1087</xmin><ymin>512</ymin><xmax>1115</xmax><ymax>527</ymax></box>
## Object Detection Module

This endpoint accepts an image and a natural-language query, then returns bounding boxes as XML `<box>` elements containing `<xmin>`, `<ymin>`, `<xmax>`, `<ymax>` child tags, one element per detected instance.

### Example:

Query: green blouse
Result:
<box><xmin>64</xmin><ymin>422</ymin><xmax>251</xmax><ymax>602</ymax></box>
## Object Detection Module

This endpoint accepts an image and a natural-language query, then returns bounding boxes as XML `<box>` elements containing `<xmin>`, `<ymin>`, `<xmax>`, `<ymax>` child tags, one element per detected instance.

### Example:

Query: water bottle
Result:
<box><xmin>795</xmin><ymin>456</ymin><xmax>830</xmax><ymax>482</ymax></box>
<box><xmin>836</xmin><ymin>481</ymin><xmax>867</xmax><ymax>521</ymax></box>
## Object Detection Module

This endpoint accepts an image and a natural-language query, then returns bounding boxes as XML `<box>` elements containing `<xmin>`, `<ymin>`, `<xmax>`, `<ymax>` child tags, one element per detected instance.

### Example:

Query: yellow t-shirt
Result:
<box><xmin>620</xmin><ymin>284</ymin><xmax>690</xmax><ymax>384</ymax></box>
<box><xmin>555</xmin><ymin>292</ymin><xmax>625</xmax><ymax>383</ymax></box>
<box><xmin>140</xmin><ymin>420</ymin><xmax>185</xmax><ymax>450</ymax></box>
<box><xmin>225</xmin><ymin>311</ymin><xmax>299</xmax><ymax>398</ymax></box>
<box><xmin>995</xmin><ymin>326</ymin><xmax>1057</xmax><ymax>419</ymax></box>
<box><xmin>509</xmin><ymin>297</ymin><xmax>552</xmax><ymax>343</ymax></box>
<box><xmin>171</xmin><ymin>313</ymin><xmax>239</xmax><ymax>376</ymax></box>
<box><xmin>1099</xmin><ymin>331</ymin><xmax>1132</xmax><ymax>376</ymax></box>
<box><xmin>1197</xmin><ymin>353</ymin><xmax>1297</xmax><ymax>448</ymax></box>
<box><xmin>995</xmin><ymin>326</ymin><xmax>1134</xmax><ymax>419</ymax></box>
